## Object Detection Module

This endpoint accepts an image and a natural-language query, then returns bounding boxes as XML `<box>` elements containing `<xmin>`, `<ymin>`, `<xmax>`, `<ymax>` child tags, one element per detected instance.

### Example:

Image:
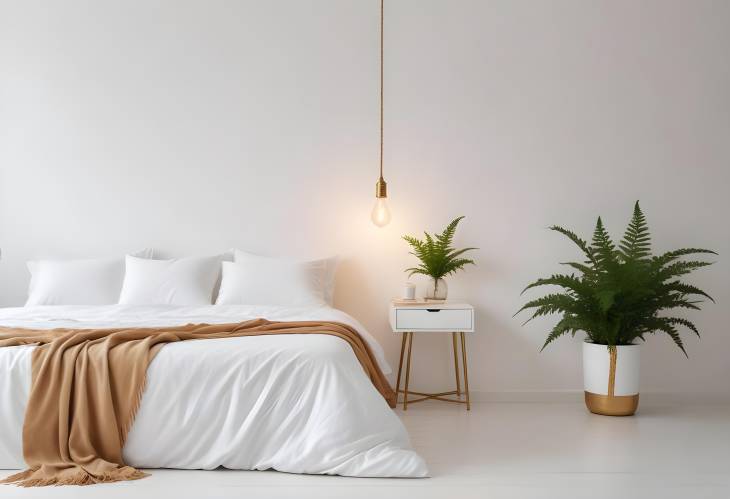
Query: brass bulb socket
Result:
<box><xmin>375</xmin><ymin>177</ymin><xmax>388</xmax><ymax>198</ymax></box>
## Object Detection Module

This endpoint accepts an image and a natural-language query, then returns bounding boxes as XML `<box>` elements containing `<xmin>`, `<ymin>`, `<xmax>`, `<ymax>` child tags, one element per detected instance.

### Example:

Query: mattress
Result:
<box><xmin>0</xmin><ymin>305</ymin><xmax>428</xmax><ymax>477</ymax></box>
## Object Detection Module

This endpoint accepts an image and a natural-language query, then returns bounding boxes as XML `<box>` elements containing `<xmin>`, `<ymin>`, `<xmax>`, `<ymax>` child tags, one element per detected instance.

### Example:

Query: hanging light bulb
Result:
<box><xmin>371</xmin><ymin>178</ymin><xmax>391</xmax><ymax>227</ymax></box>
<box><xmin>371</xmin><ymin>0</ymin><xmax>392</xmax><ymax>228</ymax></box>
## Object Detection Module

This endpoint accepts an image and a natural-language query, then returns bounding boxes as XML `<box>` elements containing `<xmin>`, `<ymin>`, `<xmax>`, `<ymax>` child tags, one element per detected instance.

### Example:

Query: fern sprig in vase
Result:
<box><xmin>403</xmin><ymin>216</ymin><xmax>477</xmax><ymax>300</ymax></box>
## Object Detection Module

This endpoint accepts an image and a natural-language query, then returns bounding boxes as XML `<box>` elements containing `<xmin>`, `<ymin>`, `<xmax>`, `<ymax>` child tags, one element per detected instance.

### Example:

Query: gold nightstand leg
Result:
<box><xmin>452</xmin><ymin>332</ymin><xmax>461</xmax><ymax>396</ymax></box>
<box><xmin>395</xmin><ymin>332</ymin><xmax>407</xmax><ymax>403</ymax></box>
<box><xmin>403</xmin><ymin>332</ymin><xmax>414</xmax><ymax>410</ymax></box>
<box><xmin>460</xmin><ymin>332</ymin><xmax>471</xmax><ymax>410</ymax></box>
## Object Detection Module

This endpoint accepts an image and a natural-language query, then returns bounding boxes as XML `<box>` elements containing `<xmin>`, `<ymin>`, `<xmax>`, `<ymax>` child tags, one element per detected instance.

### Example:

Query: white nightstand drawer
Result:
<box><xmin>396</xmin><ymin>308</ymin><xmax>473</xmax><ymax>331</ymax></box>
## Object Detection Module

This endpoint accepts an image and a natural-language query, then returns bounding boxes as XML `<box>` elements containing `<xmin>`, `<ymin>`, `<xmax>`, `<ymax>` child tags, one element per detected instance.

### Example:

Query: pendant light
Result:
<box><xmin>371</xmin><ymin>0</ymin><xmax>391</xmax><ymax>227</ymax></box>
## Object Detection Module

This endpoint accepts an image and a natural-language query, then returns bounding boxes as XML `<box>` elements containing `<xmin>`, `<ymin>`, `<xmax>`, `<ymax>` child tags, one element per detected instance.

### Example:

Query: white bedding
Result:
<box><xmin>0</xmin><ymin>305</ymin><xmax>428</xmax><ymax>477</ymax></box>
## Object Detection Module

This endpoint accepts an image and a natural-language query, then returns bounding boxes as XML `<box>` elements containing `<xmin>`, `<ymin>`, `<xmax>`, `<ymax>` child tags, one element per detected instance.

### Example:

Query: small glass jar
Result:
<box><xmin>425</xmin><ymin>278</ymin><xmax>448</xmax><ymax>300</ymax></box>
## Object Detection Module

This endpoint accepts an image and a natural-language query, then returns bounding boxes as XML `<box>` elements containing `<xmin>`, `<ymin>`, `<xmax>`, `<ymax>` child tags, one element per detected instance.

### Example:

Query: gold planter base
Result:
<box><xmin>584</xmin><ymin>392</ymin><xmax>639</xmax><ymax>416</ymax></box>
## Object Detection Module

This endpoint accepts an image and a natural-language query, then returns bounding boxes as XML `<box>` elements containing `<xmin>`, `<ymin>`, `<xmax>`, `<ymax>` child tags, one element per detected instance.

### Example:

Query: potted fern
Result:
<box><xmin>516</xmin><ymin>202</ymin><xmax>716</xmax><ymax>416</ymax></box>
<box><xmin>403</xmin><ymin>216</ymin><xmax>476</xmax><ymax>300</ymax></box>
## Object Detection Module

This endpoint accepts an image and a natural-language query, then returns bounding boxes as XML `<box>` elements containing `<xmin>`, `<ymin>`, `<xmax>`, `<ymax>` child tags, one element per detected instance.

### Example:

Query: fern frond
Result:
<box><xmin>642</xmin><ymin>317</ymin><xmax>688</xmax><ymax>357</ymax></box>
<box><xmin>656</xmin><ymin>247</ymin><xmax>718</xmax><ymax>261</ymax></box>
<box><xmin>446</xmin><ymin>247</ymin><xmax>478</xmax><ymax>260</ymax></box>
<box><xmin>655</xmin><ymin>296</ymin><xmax>703</xmax><ymax>311</ymax></box>
<box><xmin>540</xmin><ymin>317</ymin><xmax>581</xmax><ymax>351</ymax></box>
<box><xmin>560</xmin><ymin>261</ymin><xmax>595</xmax><ymax>276</ymax></box>
<box><xmin>514</xmin><ymin>293</ymin><xmax>576</xmax><ymax>322</ymax></box>
<box><xmin>549</xmin><ymin>225</ymin><xmax>596</xmax><ymax>265</ymax></box>
<box><xmin>405</xmin><ymin>267</ymin><xmax>429</xmax><ymax>277</ymax></box>
<box><xmin>657</xmin><ymin>260</ymin><xmax>714</xmax><ymax>281</ymax></box>
<box><xmin>665</xmin><ymin>317</ymin><xmax>701</xmax><ymax>338</ymax></box>
<box><xmin>661</xmin><ymin>281</ymin><xmax>715</xmax><ymax>303</ymax></box>
<box><xmin>436</xmin><ymin>216</ymin><xmax>464</xmax><ymax>251</ymax></box>
<box><xmin>591</xmin><ymin>217</ymin><xmax>617</xmax><ymax>268</ymax></box>
<box><xmin>521</xmin><ymin>274</ymin><xmax>590</xmax><ymax>297</ymax></box>
<box><xmin>619</xmin><ymin>201</ymin><xmax>652</xmax><ymax>262</ymax></box>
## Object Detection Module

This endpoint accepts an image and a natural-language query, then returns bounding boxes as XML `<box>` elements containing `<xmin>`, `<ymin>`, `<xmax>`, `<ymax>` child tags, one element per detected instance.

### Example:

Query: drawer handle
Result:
<box><xmin>426</xmin><ymin>309</ymin><xmax>441</xmax><ymax>312</ymax></box>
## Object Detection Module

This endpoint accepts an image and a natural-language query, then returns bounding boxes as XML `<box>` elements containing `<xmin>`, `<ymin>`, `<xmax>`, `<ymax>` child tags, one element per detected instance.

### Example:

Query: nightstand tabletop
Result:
<box><xmin>390</xmin><ymin>302</ymin><xmax>473</xmax><ymax>309</ymax></box>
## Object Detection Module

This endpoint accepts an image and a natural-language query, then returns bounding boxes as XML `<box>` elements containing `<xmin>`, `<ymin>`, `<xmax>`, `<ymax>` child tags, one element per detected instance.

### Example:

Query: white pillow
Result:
<box><xmin>119</xmin><ymin>255</ymin><xmax>222</xmax><ymax>306</ymax></box>
<box><xmin>216</xmin><ymin>260</ymin><xmax>328</xmax><ymax>308</ymax></box>
<box><xmin>25</xmin><ymin>249</ymin><xmax>154</xmax><ymax>306</ymax></box>
<box><xmin>232</xmin><ymin>250</ymin><xmax>338</xmax><ymax>306</ymax></box>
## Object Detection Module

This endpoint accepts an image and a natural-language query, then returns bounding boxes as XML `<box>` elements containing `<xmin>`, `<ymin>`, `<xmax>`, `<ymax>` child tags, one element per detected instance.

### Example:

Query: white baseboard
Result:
<box><xmin>468</xmin><ymin>390</ymin><xmax>582</xmax><ymax>403</ymax></box>
<box><xmin>467</xmin><ymin>390</ymin><xmax>730</xmax><ymax>404</ymax></box>
<box><xmin>636</xmin><ymin>391</ymin><xmax>730</xmax><ymax>405</ymax></box>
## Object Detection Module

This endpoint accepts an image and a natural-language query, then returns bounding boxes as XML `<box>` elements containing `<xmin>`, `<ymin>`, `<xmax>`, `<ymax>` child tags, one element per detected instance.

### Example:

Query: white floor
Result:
<box><xmin>3</xmin><ymin>401</ymin><xmax>729</xmax><ymax>499</ymax></box>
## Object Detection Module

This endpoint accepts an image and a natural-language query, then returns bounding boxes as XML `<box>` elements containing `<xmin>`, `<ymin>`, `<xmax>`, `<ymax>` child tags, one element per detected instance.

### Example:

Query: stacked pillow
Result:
<box><xmin>216</xmin><ymin>250</ymin><xmax>338</xmax><ymax>307</ymax></box>
<box><xmin>119</xmin><ymin>255</ymin><xmax>224</xmax><ymax>306</ymax></box>
<box><xmin>26</xmin><ymin>249</ymin><xmax>154</xmax><ymax>306</ymax></box>
<box><xmin>24</xmin><ymin>249</ymin><xmax>338</xmax><ymax>308</ymax></box>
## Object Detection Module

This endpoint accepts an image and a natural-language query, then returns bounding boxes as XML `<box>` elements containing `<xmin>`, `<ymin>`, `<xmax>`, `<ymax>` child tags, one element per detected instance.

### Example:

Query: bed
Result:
<box><xmin>0</xmin><ymin>304</ymin><xmax>428</xmax><ymax>478</ymax></box>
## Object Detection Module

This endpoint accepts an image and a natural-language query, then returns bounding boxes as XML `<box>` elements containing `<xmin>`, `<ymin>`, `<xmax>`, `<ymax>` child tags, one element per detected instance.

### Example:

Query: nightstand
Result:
<box><xmin>389</xmin><ymin>302</ymin><xmax>475</xmax><ymax>410</ymax></box>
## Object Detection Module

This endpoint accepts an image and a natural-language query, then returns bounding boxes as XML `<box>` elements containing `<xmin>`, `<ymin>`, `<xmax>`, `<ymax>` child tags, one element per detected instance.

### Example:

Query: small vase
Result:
<box><xmin>425</xmin><ymin>278</ymin><xmax>448</xmax><ymax>300</ymax></box>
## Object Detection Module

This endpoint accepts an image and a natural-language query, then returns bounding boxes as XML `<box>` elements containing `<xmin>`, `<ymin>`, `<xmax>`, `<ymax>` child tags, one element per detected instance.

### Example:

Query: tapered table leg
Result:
<box><xmin>452</xmin><ymin>332</ymin><xmax>461</xmax><ymax>396</ymax></box>
<box><xmin>395</xmin><ymin>333</ymin><xmax>407</xmax><ymax>403</ymax></box>
<box><xmin>403</xmin><ymin>332</ymin><xmax>413</xmax><ymax>410</ymax></box>
<box><xmin>460</xmin><ymin>332</ymin><xmax>471</xmax><ymax>410</ymax></box>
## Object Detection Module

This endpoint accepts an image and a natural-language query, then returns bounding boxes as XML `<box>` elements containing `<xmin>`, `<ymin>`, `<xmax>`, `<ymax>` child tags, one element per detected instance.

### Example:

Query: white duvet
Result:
<box><xmin>0</xmin><ymin>305</ymin><xmax>428</xmax><ymax>477</ymax></box>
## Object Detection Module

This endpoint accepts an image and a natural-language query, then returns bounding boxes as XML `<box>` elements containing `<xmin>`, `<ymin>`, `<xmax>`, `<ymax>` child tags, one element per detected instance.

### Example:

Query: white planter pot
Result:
<box><xmin>582</xmin><ymin>342</ymin><xmax>640</xmax><ymax>416</ymax></box>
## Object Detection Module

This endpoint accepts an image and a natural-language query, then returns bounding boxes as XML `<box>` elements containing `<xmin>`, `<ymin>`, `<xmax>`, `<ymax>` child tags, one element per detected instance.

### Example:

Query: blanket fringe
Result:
<box><xmin>0</xmin><ymin>469</ymin><xmax>35</xmax><ymax>485</ymax></box>
<box><xmin>2</xmin><ymin>466</ymin><xmax>148</xmax><ymax>487</ymax></box>
<box><xmin>121</xmin><ymin>373</ymin><xmax>149</xmax><ymax>448</ymax></box>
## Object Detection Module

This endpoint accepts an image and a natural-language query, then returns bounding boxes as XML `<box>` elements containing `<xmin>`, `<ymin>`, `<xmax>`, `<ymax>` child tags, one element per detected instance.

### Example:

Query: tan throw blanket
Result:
<box><xmin>0</xmin><ymin>319</ymin><xmax>396</xmax><ymax>487</ymax></box>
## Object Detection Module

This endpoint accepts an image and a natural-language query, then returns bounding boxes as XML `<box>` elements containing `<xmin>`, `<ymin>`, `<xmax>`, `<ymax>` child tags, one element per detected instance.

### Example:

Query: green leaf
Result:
<box><xmin>521</xmin><ymin>274</ymin><xmax>590</xmax><ymax>297</ymax></box>
<box><xmin>641</xmin><ymin>317</ymin><xmax>688</xmax><ymax>357</ymax></box>
<box><xmin>666</xmin><ymin>317</ymin><xmax>701</xmax><ymax>338</ymax></box>
<box><xmin>618</xmin><ymin>201</ymin><xmax>652</xmax><ymax>262</ymax></box>
<box><xmin>540</xmin><ymin>317</ymin><xmax>582</xmax><ymax>351</ymax></box>
<box><xmin>513</xmin><ymin>293</ymin><xmax>576</xmax><ymax>323</ymax></box>
<box><xmin>661</xmin><ymin>281</ymin><xmax>715</xmax><ymax>303</ymax></box>
<box><xmin>657</xmin><ymin>260</ymin><xmax>714</xmax><ymax>281</ymax></box>
<box><xmin>560</xmin><ymin>261</ymin><xmax>595</xmax><ymax>276</ymax></box>
<box><xmin>549</xmin><ymin>225</ymin><xmax>597</xmax><ymax>265</ymax></box>
<box><xmin>591</xmin><ymin>216</ymin><xmax>617</xmax><ymax>268</ymax></box>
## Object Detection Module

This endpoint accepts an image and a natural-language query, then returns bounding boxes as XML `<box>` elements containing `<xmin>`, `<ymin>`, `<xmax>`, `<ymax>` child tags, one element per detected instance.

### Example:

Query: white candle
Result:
<box><xmin>403</xmin><ymin>282</ymin><xmax>416</xmax><ymax>300</ymax></box>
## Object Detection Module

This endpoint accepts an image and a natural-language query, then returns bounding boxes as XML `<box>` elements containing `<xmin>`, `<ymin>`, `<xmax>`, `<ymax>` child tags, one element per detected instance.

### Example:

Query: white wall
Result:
<box><xmin>1</xmin><ymin>0</ymin><xmax>728</xmax><ymax>399</ymax></box>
